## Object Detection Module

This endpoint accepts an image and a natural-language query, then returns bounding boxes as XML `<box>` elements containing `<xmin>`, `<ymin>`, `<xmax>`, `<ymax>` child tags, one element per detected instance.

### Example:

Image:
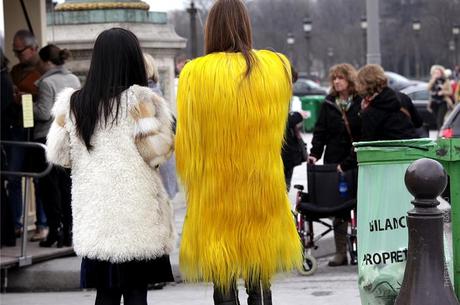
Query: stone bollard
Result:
<box><xmin>394</xmin><ymin>158</ymin><xmax>460</xmax><ymax>305</ymax></box>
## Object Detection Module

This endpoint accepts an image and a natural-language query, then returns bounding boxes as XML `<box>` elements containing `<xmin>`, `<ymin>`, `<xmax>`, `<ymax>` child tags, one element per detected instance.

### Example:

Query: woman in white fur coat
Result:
<box><xmin>46</xmin><ymin>28</ymin><xmax>176</xmax><ymax>305</ymax></box>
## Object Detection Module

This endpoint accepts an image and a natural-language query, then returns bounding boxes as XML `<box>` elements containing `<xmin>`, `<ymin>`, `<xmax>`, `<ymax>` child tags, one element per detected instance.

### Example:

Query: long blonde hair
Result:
<box><xmin>143</xmin><ymin>53</ymin><xmax>159</xmax><ymax>83</ymax></box>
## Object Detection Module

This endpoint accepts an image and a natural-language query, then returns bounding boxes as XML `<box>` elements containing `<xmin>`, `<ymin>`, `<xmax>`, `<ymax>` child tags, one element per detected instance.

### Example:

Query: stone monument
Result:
<box><xmin>47</xmin><ymin>0</ymin><xmax>186</xmax><ymax>112</ymax></box>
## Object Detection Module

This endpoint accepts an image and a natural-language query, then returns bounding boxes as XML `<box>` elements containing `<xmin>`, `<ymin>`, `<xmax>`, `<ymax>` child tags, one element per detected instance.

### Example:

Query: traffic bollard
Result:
<box><xmin>394</xmin><ymin>158</ymin><xmax>459</xmax><ymax>305</ymax></box>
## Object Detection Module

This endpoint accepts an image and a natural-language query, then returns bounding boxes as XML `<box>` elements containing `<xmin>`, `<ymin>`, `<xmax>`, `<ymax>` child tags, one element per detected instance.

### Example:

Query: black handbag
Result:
<box><xmin>294</xmin><ymin>124</ymin><xmax>308</xmax><ymax>162</ymax></box>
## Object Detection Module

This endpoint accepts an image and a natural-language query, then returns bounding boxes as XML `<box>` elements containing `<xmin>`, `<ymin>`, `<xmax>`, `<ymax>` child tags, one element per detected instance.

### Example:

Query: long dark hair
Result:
<box><xmin>39</xmin><ymin>44</ymin><xmax>71</xmax><ymax>65</ymax></box>
<box><xmin>204</xmin><ymin>0</ymin><xmax>255</xmax><ymax>77</ymax></box>
<box><xmin>70</xmin><ymin>28</ymin><xmax>147</xmax><ymax>150</ymax></box>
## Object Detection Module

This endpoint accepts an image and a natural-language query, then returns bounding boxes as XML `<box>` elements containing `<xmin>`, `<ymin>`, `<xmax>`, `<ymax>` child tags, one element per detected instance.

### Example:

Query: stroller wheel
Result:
<box><xmin>298</xmin><ymin>253</ymin><xmax>318</xmax><ymax>276</ymax></box>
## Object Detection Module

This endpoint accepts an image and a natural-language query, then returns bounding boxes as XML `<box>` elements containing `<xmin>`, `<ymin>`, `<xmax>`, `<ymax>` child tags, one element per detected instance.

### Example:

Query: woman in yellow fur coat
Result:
<box><xmin>175</xmin><ymin>0</ymin><xmax>302</xmax><ymax>304</ymax></box>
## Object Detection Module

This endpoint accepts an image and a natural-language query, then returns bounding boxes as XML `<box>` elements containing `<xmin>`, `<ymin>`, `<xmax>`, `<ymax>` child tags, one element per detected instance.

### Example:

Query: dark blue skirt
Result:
<box><xmin>80</xmin><ymin>255</ymin><xmax>174</xmax><ymax>289</ymax></box>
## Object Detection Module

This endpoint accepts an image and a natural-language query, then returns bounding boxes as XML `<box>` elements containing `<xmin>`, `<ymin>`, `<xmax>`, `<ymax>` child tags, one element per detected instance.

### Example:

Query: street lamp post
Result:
<box><xmin>361</xmin><ymin>16</ymin><xmax>367</xmax><ymax>65</ymax></box>
<box><xmin>303</xmin><ymin>17</ymin><xmax>312</xmax><ymax>76</ymax></box>
<box><xmin>187</xmin><ymin>1</ymin><xmax>198</xmax><ymax>59</ymax></box>
<box><xmin>453</xmin><ymin>25</ymin><xmax>460</xmax><ymax>65</ymax></box>
<box><xmin>327</xmin><ymin>47</ymin><xmax>334</xmax><ymax>70</ymax></box>
<box><xmin>365</xmin><ymin>0</ymin><xmax>381</xmax><ymax>64</ymax></box>
<box><xmin>287</xmin><ymin>32</ymin><xmax>295</xmax><ymax>67</ymax></box>
<box><xmin>412</xmin><ymin>19</ymin><xmax>421</xmax><ymax>79</ymax></box>
<box><xmin>449</xmin><ymin>40</ymin><xmax>456</xmax><ymax>68</ymax></box>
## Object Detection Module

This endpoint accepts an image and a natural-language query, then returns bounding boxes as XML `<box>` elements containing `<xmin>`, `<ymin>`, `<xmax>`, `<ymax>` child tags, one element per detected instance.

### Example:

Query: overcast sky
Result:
<box><xmin>146</xmin><ymin>0</ymin><xmax>187</xmax><ymax>11</ymax></box>
<box><xmin>54</xmin><ymin>0</ymin><xmax>188</xmax><ymax>11</ymax></box>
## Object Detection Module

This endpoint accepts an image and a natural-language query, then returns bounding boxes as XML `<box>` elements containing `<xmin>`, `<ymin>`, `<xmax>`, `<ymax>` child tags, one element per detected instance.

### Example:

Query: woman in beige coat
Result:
<box><xmin>428</xmin><ymin>65</ymin><xmax>453</xmax><ymax>129</ymax></box>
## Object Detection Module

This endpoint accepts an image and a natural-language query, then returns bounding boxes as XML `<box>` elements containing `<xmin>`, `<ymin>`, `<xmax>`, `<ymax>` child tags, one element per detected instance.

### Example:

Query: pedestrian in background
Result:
<box><xmin>396</xmin><ymin>91</ymin><xmax>425</xmax><ymax>137</ymax></box>
<box><xmin>282</xmin><ymin>67</ymin><xmax>308</xmax><ymax>191</ymax></box>
<box><xmin>8</xmin><ymin>30</ymin><xmax>48</xmax><ymax>241</ymax></box>
<box><xmin>428</xmin><ymin>65</ymin><xmax>454</xmax><ymax>130</ymax></box>
<box><xmin>357</xmin><ymin>64</ymin><xmax>417</xmax><ymax>141</ymax></box>
<box><xmin>34</xmin><ymin>44</ymin><xmax>80</xmax><ymax>248</ymax></box>
<box><xmin>308</xmin><ymin>63</ymin><xmax>362</xmax><ymax>267</ymax></box>
<box><xmin>144</xmin><ymin>53</ymin><xmax>179</xmax><ymax>200</ymax></box>
<box><xmin>1</xmin><ymin>49</ymin><xmax>17</xmax><ymax>247</ymax></box>
<box><xmin>46</xmin><ymin>28</ymin><xmax>175</xmax><ymax>305</ymax></box>
<box><xmin>455</xmin><ymin>79</ymin><xmax>460</xmax><ymax>104</ymax></box>
<box><xmin>175</xmin><ymin>0</ymin><xmax>302</xmax><ymax>304</ymax></box>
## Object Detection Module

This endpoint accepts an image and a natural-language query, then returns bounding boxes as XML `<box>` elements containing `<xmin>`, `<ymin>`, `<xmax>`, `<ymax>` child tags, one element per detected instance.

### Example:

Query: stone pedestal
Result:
<box><xmin>47</xmin><ymin>0</ymin><xmax>186</xmax><ymax>113</ymax></box>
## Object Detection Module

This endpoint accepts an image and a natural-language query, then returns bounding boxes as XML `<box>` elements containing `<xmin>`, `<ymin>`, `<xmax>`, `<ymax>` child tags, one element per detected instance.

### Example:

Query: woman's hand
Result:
<box><xmin>361</xmin><ymin>97</ymin><xmax>371</xmax><ymax>110</ymax></box>
<box><xmin>427</xmin><ymin>101</ymin><xmax>433</xmax><ymax>113</ymax></box>
<box><xmin>337</xmin><ymin>164</ymin><xmax>343</xmax><ymax>173</ymax></box>
<box><xmin>307</xmin><ymin>156</ymin><xmax>317</xmax><ymax>164</ymax></box>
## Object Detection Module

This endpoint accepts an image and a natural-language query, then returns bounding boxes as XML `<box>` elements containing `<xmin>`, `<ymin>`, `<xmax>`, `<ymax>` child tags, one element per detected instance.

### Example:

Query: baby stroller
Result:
<box><xmin>293</xmin><ymin>164</ymin><xmax>358</xmax><ymax>275</ymax></box>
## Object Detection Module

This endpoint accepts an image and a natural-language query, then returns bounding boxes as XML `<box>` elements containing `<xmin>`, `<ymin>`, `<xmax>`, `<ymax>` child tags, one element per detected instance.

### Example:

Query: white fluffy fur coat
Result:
<box><xmin>46</xmin><ymin>85</ymin><xmax>176</xmax><ymax>262</ymax></box>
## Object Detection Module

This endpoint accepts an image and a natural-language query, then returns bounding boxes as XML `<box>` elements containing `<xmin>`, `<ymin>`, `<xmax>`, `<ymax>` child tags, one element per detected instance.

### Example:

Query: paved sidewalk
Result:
<box><xmin>1</xmin><ymin>258</ymin><xmax>360</xmax><ymax>305</ymax></box>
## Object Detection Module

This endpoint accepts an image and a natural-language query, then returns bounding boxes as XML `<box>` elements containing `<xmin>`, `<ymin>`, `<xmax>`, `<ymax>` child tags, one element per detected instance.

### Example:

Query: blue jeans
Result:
<box><xmin>34</xmin><ymin>180</ymin><xmax>48</xmax><ymax>228</ymax></box>
<box><xmin>5</xmin><ymin>127</ymin><xmax>47</xmax><ymax>229</ymax></box>
<box><xmin>5</xmin><ymin>127</ymin><xmax>26</xmax><ymax>229</ymax></box>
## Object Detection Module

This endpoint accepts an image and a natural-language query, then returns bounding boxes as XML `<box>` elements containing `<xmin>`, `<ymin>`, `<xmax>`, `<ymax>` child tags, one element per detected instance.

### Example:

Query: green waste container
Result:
<box><xmin>299</xmin><ymin>95</ymin><xmax>324</xmax><ymax>132</ymax></box>
<box><xmin>354</xmin><ymin>138</ymin><xmax>460</xmax><ymax>305</ymax></box>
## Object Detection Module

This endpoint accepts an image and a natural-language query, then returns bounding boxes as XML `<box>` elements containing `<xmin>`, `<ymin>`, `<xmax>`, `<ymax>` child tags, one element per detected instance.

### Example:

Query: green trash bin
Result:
<box><xmin>354</xmin><ymin>138</ymin><xmax>460</xmax><ymax>305</ymax></box>
<box><xmin>299</xmin><ymin>95</ymin><xmax>324</xmax><ymax>132</ymax></box>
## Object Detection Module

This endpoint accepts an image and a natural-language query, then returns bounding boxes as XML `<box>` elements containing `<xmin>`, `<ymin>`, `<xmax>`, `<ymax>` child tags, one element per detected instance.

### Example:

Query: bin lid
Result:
<box><xmin>299</xmin><ymin>95</ymin><xmax>325</xmax><ymax>103</ymax></box>
<box><xmin>354</xmin><ymin>138</ymin><xmax>460</xmax><ymax>164</ymax></box>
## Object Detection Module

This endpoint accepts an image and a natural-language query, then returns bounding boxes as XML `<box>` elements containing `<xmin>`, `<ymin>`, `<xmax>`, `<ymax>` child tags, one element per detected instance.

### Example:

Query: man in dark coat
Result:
<box><xmin>282</xmin><ymin>111</ymin><xmax>306</xmax><ymax>190</ymax></box>
<box><xmin>1</xmin><ymin>50</ymin><xmax>17</xmax><ymax>247</ymax></box>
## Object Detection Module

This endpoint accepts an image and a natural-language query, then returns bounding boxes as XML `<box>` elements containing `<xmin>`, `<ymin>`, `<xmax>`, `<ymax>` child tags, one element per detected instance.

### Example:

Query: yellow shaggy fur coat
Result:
<box><xmin>176</xmin><ymin>50</ymin><xmax>302</xmax><ymax>290</ymax></box>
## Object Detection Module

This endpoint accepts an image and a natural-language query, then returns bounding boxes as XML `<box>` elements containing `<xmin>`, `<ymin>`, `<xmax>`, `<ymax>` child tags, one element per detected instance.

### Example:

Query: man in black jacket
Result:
<box><xmin>282</xmin><ymin>111</ymin><xmax>306</xmax><ymax>191</ymax></box>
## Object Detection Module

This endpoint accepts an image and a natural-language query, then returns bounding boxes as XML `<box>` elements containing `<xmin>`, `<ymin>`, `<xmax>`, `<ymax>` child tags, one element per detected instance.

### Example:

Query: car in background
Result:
<box><xmin>400</xmin><ymin>82</ymin><xmax>437</xmax><ymax>130</ymax></box>
<box><xmin>440</xmin><ymin>103</ymin><xmax>460</xmax><ymax>138</ymax></box>
<box><xmin>293</xmin><ymin>78</ymin><xmax>328</xmax><ymax>96</ymax></box>
<box><xmin>385</xmin><ymin>71</ymin><xmax>423</xmax><ymax>91</ymax></box>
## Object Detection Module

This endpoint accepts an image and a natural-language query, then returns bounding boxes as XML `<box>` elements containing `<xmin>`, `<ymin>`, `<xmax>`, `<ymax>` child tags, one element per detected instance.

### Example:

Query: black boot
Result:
<box><xmin>213</xmin><ymin>282</ymin><xmax>240</xmax><ymax>305</ymax></box>
<box><xmin>63</xmin><ymin>228</ymin><xmax>72</xmax><ymax>247</ymax></box>
<box><xmin>246</xmin><ymin>282</ymin><xmax>272</xmax><ymax>305</ymax></box>
<box><xmin>39</xmin><ymin>226</ymin><xmax>63</xmax><ymax>248</ymax></box>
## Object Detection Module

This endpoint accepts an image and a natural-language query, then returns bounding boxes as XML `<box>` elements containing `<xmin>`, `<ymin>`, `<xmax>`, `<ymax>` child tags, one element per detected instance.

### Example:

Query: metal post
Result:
<box><xmin>414</xmin><ymin>32</ymin><xmax>420</xmax><ymax>79</ymax></box>
<box><xmin>287</xmin><ymin>33</ymin><xmax>295</xmax><ymax>67</ymax></box>
<box><xmin>187</xmin><ymin>1</ymin><xmax>198</xmax><ymax>59</ymax></box>
<box><xmin>303</xmin><ymin>17</ymin><xmax>312</xmax><ymax>75</ymax></box>
<box><xmin>305</xmin><ymin>35</ymin><xmax>310</xmax><ymax>74</ymax></box>
<box><xmin>19</xmin><ymin>177</ymin><xmax>32</xmax><ymax>267</ymax></box>
<box><xmin>412</xmin><ymin>20</ymin><xmax>421</xmax><ymax>79</ymax></box>
<box><xmin>394</xmin><ymin>158</ymin><xmax>459</xmax><ymax>305</ymax></box>
<box><xmin>365</xmin><ymin>0</ymin><xmax>381</xmax><ymax>65</ymax></box>
<box><xmin>456</xmin><ymin>37</ymin><xmax>459</xmax><ymax>65</ymax></box>
<box><xmin>360</xmin><ymin>16</ymin><xmax>367</xmax><ymax>65</ymax></box>
<box><xmin>0</xmin><ymin>141</ymin><xmax>52</xmax><ymax>268</ymax></box>
<box><xmin>453</xmin><ymin>25</ymin><xmax>460</xmax><ymax>65</ymax></box>
<box><xmin>327</xmin><ymin>47</ymin><xmax>334</xmax><ymax>70</ymax></box>
<box><xmin>449</xmin><ymin>40</ymin><xmax>456</xmax><ymax>68</ymax></box>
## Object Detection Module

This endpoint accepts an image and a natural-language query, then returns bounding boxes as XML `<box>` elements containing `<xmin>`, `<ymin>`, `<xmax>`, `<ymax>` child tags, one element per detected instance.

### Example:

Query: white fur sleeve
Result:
<box><xmin>46</xmin><ymin>88</ymin><xmax>75</xmax><ymax>168</ymax></box>
<box><xmin>128</xmin><ymin>85</ymin><xmax>174</xmax><ymax>168</ymax></box>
